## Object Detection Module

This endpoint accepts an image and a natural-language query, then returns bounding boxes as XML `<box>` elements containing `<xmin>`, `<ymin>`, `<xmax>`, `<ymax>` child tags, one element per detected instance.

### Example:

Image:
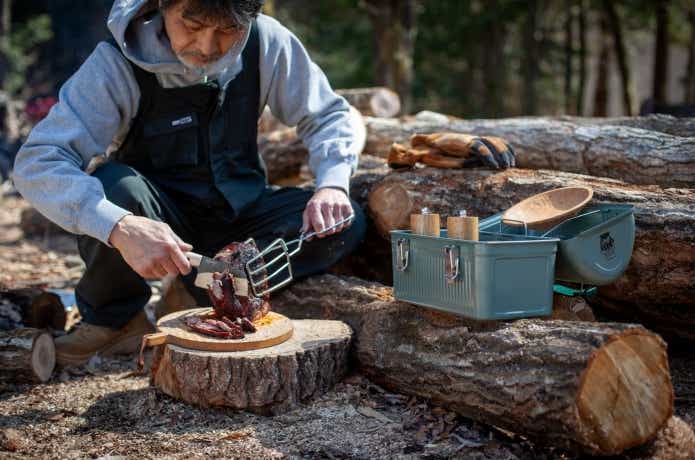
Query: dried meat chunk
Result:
<box><xmin>208</xmin><ymin>239</ymin><xmax>271</xmax><ymax>322</ymax></box>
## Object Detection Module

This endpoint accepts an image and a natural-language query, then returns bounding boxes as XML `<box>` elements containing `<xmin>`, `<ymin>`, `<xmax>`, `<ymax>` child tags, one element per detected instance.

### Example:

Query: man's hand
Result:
<box><xmin>302</xmin><ymin>187</ymin><xmax>354</xmax><ymax>239</ymax></box>
<box><xmin>108</xmin><ymin>215</ymin><xmax>193</xmax><ymax>279</ymax></box>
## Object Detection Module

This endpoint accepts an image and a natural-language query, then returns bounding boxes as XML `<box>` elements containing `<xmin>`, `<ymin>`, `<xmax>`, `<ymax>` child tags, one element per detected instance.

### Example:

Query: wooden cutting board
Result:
<box><xmin>141</xmin><ymin>308</ymin><xmax>294</xmax><ymax>354</ymax></box>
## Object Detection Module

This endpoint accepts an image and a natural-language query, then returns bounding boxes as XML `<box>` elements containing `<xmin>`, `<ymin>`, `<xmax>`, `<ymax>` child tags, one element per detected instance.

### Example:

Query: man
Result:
<box><xmin>13</xmin><ymin>0</ymin><xmax>367</xmax><ymax>365</ymax></box>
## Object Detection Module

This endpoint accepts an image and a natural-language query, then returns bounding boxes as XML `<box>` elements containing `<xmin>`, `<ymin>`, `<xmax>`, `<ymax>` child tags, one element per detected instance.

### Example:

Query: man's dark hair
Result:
<box><xmin>158</xmin><ymin>0</ymin><xmax>264</xmax><ymax>27</ymax></box>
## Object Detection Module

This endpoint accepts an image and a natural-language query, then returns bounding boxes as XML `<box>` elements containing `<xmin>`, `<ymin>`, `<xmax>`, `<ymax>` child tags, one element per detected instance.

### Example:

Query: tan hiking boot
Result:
<box><xmin>154</xmin><ymin>275</ymin><xmax>199</xmax><ymax>320</ymax></box>
<box><xmin>55</xmin><ymin>310</ymin><xmax>155</xmax><ymax>366</ymax></box>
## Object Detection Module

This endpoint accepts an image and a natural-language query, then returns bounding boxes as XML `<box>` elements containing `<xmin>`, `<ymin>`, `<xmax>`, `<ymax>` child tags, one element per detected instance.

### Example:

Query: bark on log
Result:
<box><xmin>258</xmin><ymin>106</ymin><xmax>366</xmax><ymax>184</ymax></box>
<box><xmin>258</xmin><ymin>106</ymin><xmax>289</xmax><ymax>134</ymax></box>
<box><xmin>0</xmin><ymin>328</ymin><xmax>55</xmax><ymax>383</ymax></box>
<box><xmin>150</xmin><ymin>319</ymin><xmax>351</xmax><ymax>414</ymax></box>
<box><xmin>0</xmin><ymin>287</ymin><xmax>73</xmax><ymax>331</ymax></box>
<box><xmin>366</xmin><ymin>165</ymin><xmax>695</xmax><ymax>342</ymax></box>
<box><xmin>258</xmin><ymin>88</ymin><xmax>399</xmax><ymax>136</ymax></box>
<box><xmin>363</xmin><ymin>112</ymin><xmax>695</xmax><ymax>187</ymax></box>
<box><xmin>271</xmin><ymin>274</ymin><xmax>673</xmax><ymax>456</ymax></box>
<box><xmin>258</xmin><ymin>127</ymin><xmax>306</xmax><ymax>184</ymax></box>
<box><xmin>20</xmin><ymin>206</ymin><xmax>69</xmax><ymax>238</ymax></box>
<box><xmin>336</xmin><ymin>87</ymin><xmax>401</xmax><ymax>118</ymax></box>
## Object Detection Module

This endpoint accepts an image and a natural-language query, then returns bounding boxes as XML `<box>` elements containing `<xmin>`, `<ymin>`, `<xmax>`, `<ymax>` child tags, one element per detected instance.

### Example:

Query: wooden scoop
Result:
<box><xmin>502</xmin><ymin>186</ymin><xmax>593</xmax><ymax>230</ymax></box>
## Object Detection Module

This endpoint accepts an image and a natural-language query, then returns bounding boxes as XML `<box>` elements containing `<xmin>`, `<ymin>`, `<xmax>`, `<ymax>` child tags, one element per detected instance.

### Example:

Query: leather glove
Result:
<box><xmin>410</xmin><ymin>133</ymin><xmax>515</xmax><ymax>169</ymax></box>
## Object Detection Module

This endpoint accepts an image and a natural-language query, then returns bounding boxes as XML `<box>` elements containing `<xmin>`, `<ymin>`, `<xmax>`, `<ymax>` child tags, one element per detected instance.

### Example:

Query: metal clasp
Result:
<box><xmin>396</xmin><ymin>238</ymin><xmax>410</xmax><ymax>271</ymax></box>
<box><xmin>444</xmin><ymin>245</ymin><xmax>460</xmax><ymax>284</ymax></box>
<box><xmin>500</xmin><ymin>217</ymin><xmax>529</xmax><ymax>236</ymax></box>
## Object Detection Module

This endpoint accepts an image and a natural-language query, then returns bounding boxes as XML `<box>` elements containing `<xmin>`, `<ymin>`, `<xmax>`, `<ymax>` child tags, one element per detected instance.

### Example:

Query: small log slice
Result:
<box><xmin>0</xmin><ymin>328</ymin><xmax>55</xmax><ymax>383</ymax></box>
<box><xmin>150</xmin><ymin>319</ymin><xmax>352</xmax><ymax>414</ymax></box>
<box><xmin>147</xmin><ymin>309</ymin><xmax>294</xmax><ymax>352</ymax></box>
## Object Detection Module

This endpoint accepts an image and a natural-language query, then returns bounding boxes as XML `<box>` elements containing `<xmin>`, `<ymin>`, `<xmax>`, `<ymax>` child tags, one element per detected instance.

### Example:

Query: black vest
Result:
<box><xmin>113</xmin><ymin>21</ymin><xmax>266</xmax><ymax>217</ymax></box>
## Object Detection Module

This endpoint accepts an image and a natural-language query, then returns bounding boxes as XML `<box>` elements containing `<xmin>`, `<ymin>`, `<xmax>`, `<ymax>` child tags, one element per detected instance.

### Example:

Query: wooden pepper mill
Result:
<box><xmin>411</xmin><ymin>207</ymin><xmax>441</xmax><ymax>237</ymax></box>
<box><xmin>447</xmin><ymin>210</ymin><xmax>479</xmax><ymax>241</ymax></box>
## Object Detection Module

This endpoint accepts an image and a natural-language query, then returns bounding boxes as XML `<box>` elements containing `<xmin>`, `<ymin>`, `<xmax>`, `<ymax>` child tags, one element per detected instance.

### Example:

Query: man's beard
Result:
<box><xmin>177</xmin><ymin>52</ymin><xmax>221</xmax><ymax>73</ymax></box>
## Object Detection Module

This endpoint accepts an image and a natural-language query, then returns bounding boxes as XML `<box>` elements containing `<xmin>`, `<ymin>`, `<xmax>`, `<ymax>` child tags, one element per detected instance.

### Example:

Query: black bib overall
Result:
<box><xmin>75</xmin><ymin>22</ymin><xmax>366</xmax><ymax>328</ymax></box>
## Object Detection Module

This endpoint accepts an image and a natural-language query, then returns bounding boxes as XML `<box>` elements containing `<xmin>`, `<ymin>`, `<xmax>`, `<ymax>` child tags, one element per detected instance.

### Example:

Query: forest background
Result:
<box><xmin>1</xmin><ymin>0</ymin><xmax>694</xmax><ymax>144</ymax></box>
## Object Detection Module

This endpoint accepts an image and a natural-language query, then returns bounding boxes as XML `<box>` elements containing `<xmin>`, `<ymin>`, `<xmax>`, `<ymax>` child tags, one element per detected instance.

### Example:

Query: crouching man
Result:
<box><xmin>13</xmin><ymin>0</ymin><xmax>366</xmax><ymax>365</ymax></box>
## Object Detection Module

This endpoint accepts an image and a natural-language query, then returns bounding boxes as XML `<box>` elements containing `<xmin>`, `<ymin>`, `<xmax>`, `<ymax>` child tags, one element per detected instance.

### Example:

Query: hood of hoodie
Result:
<box><xmin>107</xmin><ymin>0</ymin><xmax>250</xmax><ymax>86</ymax></box>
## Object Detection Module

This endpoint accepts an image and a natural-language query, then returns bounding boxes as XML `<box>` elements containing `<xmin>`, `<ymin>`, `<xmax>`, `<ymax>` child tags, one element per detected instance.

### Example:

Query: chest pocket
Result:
<box><xmin>141</xmin><ymin>112</ymin><xmax>201</xmax><ymax>170</ymax></box>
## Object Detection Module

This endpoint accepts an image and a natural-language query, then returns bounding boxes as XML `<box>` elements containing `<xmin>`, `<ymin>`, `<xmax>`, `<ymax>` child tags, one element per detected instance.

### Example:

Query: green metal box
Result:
<box><xmin>390</xmin><ymin>230</ymin><xmax>559</xmax><ymax>320</ymax></box>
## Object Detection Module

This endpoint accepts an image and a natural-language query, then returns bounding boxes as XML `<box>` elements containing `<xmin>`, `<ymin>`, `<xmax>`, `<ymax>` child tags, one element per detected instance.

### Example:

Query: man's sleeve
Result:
<box><xmin>13</xmin><ymin>43</ymin><xmax>140</xmax><ymax>244</ymax></box>
<box><xmin>257</xmin><ymin>16</ymin><xmax>365</xmax><ymax>194</ymax></box>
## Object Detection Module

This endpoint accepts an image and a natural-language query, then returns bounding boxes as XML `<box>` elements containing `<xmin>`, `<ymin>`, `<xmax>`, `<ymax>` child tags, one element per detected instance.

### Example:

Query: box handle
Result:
<box><xmin>500</xmin><ymin>217</ymin><xmax>529</xmax><ymax>236</ymax></box>
<box><xmin>539</xmin><ymin>209</ymin><xmax>603</xmax><ymax>237</ymax></box>
<box><xmin>396</xmin><ymin>238</ymin><xmax>410</xmax><ymax>271</ymax></box>
<box><xmin>444</xmin><ymin>245</ymin><xmax>460</xmax><ymax>283</ymax></box>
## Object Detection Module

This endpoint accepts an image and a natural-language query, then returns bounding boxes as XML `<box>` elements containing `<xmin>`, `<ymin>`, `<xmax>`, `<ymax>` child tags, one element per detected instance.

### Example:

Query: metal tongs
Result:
<box><xmin>244</xmin><ymin>214</ymin><xmax>355</xmax><ymax>297</ymax></box>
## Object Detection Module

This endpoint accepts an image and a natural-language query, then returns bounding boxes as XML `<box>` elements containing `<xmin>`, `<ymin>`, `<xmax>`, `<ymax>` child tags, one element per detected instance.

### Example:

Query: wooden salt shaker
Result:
<box><xmin>411</xmin><ymin>207</ymin><xmax>440</xmax><ymax>237</ymax></box>
<box><xmin>447</xmin><ymin>210</ymin><xmax>479</xmax><ymax>241</ymax></box>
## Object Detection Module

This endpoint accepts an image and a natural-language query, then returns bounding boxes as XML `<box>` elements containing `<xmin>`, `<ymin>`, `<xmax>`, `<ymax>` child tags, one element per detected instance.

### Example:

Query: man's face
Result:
<box><xmin>162</xmin><ymin>1</ymin><xmax>246</xmax><ymax>69</ymax></box>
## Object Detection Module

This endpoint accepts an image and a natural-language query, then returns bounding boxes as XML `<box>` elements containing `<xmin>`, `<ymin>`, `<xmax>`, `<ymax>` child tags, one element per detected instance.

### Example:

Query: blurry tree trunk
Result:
<box><xmin>686</xmin><ymin>11</ymin><xmax>695</xmax><ymax>104</ymax></box>
<box><xmin>564</xmin><ymin>0</ymin><xmax>574</xmax><ymax>114</ymax></box>
<box><xmin>483</xmin><ymin>0</ymin><xmax>506</xmax><ymax>116</ymax></box>
<box><xmin>1</xmin><ymin>0</ymin><xmax>10</xmax><ymax>39</ymax></box>
<box><xmin>522</xmin><ymin>0</ymin><xmax>541</xmax><ymax>115</ymax></box>
<box><xmin>263</xmin><ymin>0</ymin><xmax>275</xmax><ymax>16</ymax></box>
<box><xmin>577</xmin><ymin>0</ymin><xmax>587</xmax><ymax>115</ymax></box>
<box><xmin>0</xmin><ymin>0</ymin><xmax>11</xmax><ymax>81</ymax></box>
<box><xmin>652</xmin><ymin>0</ymin><xmax>670</xmax><ymax>105</ymax></box>
<box><xmin>593</xmin><ymin>15</ymin><xmax>610</xmax><ymax>116</ymax></box>
<box><xmin>603</xmin><ymin>0</ymin><xmax>634</xmax><ymax>115</ymax></box>
<box><xmin>363</xmin><ymin>0</ymin><xmax>418</xmax><ymax>114</ymax></box>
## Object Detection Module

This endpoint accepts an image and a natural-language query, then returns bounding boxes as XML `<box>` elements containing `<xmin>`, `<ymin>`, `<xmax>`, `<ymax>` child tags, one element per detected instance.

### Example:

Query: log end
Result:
<box><xmin>32</xmin><ymin>332</ymin><xmax>55</xmax><ymax>383</ymax></box>
<box><xmin>368</xmin><ymin>181</ymin><xmax>413</xmax><ymax>237</ymax></box>
<box><xmin>576</xmin><ymin>329</ymin><xmax>673</xmax><ymax>454</ymax></box>
<box><xmin>370</xmin><ymin>88</ymin><xmax>401</xmax><ymax>118</ymax></box>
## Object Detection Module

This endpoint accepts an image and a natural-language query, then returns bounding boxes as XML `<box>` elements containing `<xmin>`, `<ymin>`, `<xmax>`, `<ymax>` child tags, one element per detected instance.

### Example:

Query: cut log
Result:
<box><xmin>364</xmin><ymin>112</ymin><xmax>695</xmax><ymax>187</ymax></box>
<box><xmin>257</xmin><ymin>88</ymin><xmax>399</xmax><ymax>136</ymax></box>
<box><xmin>272</xmin><ymin>274</ymin><xmax>673</xmax><ymax>456</ymax></box>
<box><xmin>0</xmin><ymin>287</ymin><xmax>73</xmax><ymax>331</ymax></box>
<box><xmin>258</xmin><ymin>127</ymin><xmax>307</xmax><ymax>184</ymax></box>
<box><xmin>150</xmin><ymin>319</ymin><xmax>351</xmax><ymax>414</ymax></box>
<box><xmin>258</xmin><ymin>106</ymin><xmax>366</xmax><ymax>184</ymax></box>
<box><xmin>20</xmin><ymin>206</ymin><xmax>69</xmax><ymax>238</ymax></box>
<box><xmin>336</xmin><ymin>87</ymin><xmax>401</xmax><ymax>118</ymax></box>
<box><xmin>258</xmin><ymin>106</ymin><xmax>289</xmax><ymax>134</ymax></box>
<box><xmin>0</xmin><ymin>328</ymin><xmax>55</xmax><ymax>383</ymax></box>
<box><xmin>560</xmin><ymin>113</ymin><xmax>695</xmax><ymax>138</ymax></box>
<box><xmin>365</xmin><ymin>165</ymin><xmax>695</xmax><ymax>342</ymax></box>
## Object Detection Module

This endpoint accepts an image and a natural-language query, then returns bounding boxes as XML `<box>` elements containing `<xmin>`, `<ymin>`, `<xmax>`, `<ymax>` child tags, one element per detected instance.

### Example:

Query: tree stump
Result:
<box><xmin>272</xmin><ymin>274</ymin><xmax>673</xmax><ymax>456</ymax></box>
<box><xmin>150</xmin><ymin>319</ymin><xmax>352</xmax><ymax>414</ymax></box>
<box><xmin>0</xmin><ymin>328</ymin><xmax>55</xmax><ymax>383</ymax></box>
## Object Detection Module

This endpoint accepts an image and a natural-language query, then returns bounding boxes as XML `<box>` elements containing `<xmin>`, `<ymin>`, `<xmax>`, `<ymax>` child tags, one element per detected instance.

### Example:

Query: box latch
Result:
<box><xmin>444</xmin><ymin>245</ymin><xmax>460</xmax><ymax>284</ymax></box>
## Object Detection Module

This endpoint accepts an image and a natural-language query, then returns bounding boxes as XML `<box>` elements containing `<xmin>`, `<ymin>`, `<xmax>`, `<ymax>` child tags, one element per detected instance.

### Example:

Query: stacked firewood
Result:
<box><xmin>259</xmin><ymin>100</ymin><xmax>695</xmax><ymax>343</ymax></box>
<box><xmin>257</xmin><ymin>90</ymin><xmax>695</xmax><ymax>456</ymax></box>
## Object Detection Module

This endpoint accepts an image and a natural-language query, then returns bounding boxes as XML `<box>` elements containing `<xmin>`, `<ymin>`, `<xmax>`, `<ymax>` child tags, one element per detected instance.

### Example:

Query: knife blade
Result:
<box><xmin>185</xmin><ymin>252</ymin><xmax>249</xmax><ymax>297</ymax></box>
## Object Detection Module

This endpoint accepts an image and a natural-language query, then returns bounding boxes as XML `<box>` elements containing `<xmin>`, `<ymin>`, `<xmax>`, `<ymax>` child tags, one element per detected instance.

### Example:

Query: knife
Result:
<box><xmin>185</xmin><ymin>252</ymin><xmax>249</xmax><ymax>297</ymax></box>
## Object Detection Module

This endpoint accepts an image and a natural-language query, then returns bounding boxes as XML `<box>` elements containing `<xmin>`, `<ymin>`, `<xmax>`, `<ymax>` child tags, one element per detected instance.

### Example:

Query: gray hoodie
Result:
<box><xmin>13</xmin><ymin>0</ymin><xmax>363</xmax><ymax>245</ymax></box>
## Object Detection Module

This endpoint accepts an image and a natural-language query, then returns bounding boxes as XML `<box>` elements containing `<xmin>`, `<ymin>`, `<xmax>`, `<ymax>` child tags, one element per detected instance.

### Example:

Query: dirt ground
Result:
<box><xmin>1</xmin><ymin>190</ymin><xmax>694</xmax><ymax>460</ymax></box>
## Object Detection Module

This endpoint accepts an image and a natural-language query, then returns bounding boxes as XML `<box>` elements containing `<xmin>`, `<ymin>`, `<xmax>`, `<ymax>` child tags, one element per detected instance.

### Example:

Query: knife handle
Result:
<box><xmin>185</xmin><ymin>252</ymin><xmax>203</xmax><ymax>267</ymax></box>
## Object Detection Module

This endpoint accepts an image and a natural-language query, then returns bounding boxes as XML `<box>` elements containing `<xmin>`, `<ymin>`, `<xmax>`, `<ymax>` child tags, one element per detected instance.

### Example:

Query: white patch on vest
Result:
<box><xmin>171</xmin><ymin>115</ymin><xmax>193</xmax><ymax>127</ymax></box>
